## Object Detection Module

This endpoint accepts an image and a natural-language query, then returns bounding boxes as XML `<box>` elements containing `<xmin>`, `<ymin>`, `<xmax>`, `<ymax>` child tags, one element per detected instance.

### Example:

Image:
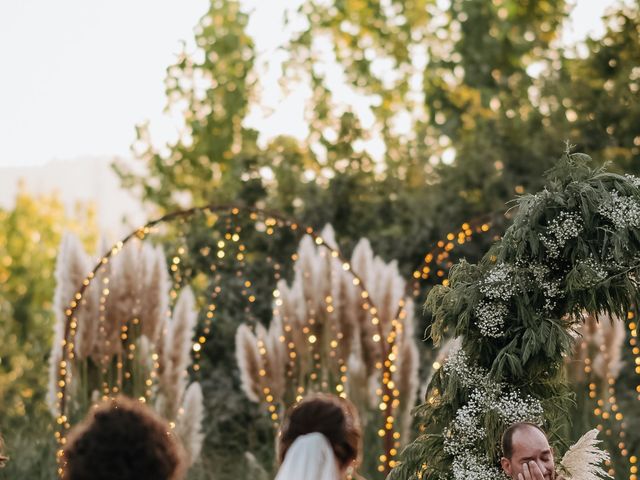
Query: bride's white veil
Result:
<box><xmin>274</xmin><ymin>432</ymin><xmax>340</xmax><ymax>480</ymax></box>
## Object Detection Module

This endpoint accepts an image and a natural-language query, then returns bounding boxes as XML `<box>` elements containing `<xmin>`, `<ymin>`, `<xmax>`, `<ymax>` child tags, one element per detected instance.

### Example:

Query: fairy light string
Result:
<box><xmin>54</xmin><ymin>205</ymin><xmax>394</xmax><ymax>476</ymax></box>
<box><xmin>582</xmin><ymin>314</ymin><xmax>633</xmax><ymax>479</ymax></box>
<box><xmin>62</xmin><ymin>208</ymin><xmax>638</xmax><ymax>478</ymax></box>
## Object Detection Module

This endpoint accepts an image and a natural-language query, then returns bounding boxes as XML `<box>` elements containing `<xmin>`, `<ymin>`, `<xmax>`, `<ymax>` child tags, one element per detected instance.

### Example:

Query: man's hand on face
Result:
<box><xmin>518</xmin><ymin>461</ymin><xmax>546</xmax><ymax>480</ymax></box>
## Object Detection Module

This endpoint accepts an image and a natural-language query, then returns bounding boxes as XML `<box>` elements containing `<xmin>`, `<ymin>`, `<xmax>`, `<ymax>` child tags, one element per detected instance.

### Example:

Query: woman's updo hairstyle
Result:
<box><xmin>278</xmin><ymin>393</ymin><xmax>362</xmax><ymax>470</ymax></box>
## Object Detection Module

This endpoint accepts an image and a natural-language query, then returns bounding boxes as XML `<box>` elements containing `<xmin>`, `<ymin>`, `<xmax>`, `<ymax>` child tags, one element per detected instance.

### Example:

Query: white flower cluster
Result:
<box><xmin>598</xmin><ymin>191</ymin><xmax>640</xmax><ymax>230</ymax></box>
<box><xmin>474</xmin><ymin>301</ymin><xmax>508</xmax><ymax>338</ymax></box>
<box><xmin>576</xmin><ymin>256</ymin><xmax>607</xmax><ymax>287</ymax></box>
<box><xmin>442</xmin><ymin>347</ymin><xmax>488</xmax><ymax>389</ymax></box>
<box><xmin>529</xmin><ymin>264</ymin><xmax>562</xmax><ymax>311</ymax></box>
<box><xmin>444</xmin><ymin>398</ymin><xmax>486</xmax><ymax>455</ymax></box>
<box><xmin>451</xmin><ymin>451</ymin><xmax>510</xmax><ymax>480</ymax></box>
<box><xmin>442</xmin><ymin>348</ymin><xmax>544</xmax><ymax>480</ymax></box>
<box><xmin>624</xmin><ymin>174</ymin><xmax>640</xmax><ymax>188</ymax></box>
<box><xmin>540</xmin><ymin>211</ymin><xmax>583</xmax><ymax>258</ymax></box>
<box><xmin>480</xmin><ymin>263</ymin><xmax>516</xmax><ymax>301</ymax></box>
<box><xmin>494</xmin><ymin>390</ymin><xmax>544</xmax><ymax>426</ymax></box>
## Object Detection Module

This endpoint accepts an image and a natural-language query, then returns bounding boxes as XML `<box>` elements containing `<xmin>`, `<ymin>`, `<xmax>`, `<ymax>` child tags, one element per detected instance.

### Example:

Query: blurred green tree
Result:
<box><xmin>0</xmin><ymin>186</ymin><xmax>96</xmax><ymax>479</ymax></box>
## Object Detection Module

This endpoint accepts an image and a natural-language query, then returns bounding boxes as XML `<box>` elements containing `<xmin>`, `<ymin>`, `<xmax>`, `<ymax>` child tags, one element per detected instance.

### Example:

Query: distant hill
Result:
<box><xmin>0</xmin><ymin>156</ymin><xmax>149</xmax><ymax>235</ymax></box>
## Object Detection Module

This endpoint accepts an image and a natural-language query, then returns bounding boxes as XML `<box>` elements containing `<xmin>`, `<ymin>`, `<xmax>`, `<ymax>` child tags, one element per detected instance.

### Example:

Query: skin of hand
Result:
<box><xmin>518</xmin><ymin>461</ymin><xmax>549</xmax><ymax>480</ymax></box>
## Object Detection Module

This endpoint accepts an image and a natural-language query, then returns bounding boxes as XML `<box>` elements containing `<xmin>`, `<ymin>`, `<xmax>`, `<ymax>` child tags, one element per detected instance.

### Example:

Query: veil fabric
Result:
<box><xmin>274</xmin><ymin>432</ymin><xmax>340</xmax><ymax>480</ymax></box>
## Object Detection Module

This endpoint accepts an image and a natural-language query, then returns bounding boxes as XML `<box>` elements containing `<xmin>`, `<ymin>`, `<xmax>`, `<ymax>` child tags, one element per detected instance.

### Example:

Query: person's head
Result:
<box><xmin>63</xmin><ymin>396</ymin><xmax>187</xmax><ymax>480</ymax></box>
<box><xmin>278</xmin><ymin>393</ymin><xmax>362</xmax><ymax>475</ymax></box>
<box><xmin>500</xmin><ymin>423</ymin><xmax>556</xmax><ymax>480</ymax></box>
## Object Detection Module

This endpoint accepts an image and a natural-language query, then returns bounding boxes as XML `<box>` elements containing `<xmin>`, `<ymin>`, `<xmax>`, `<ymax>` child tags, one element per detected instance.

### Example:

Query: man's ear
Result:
<box><xmin>500</xmin><ymin>457</ymin><xmax>512</xmax><ymax>477</ymax></box>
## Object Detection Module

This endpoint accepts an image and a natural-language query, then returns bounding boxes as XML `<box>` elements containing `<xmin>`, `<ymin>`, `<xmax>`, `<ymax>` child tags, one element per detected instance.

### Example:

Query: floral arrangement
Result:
<box><xmin>390</xmin><ymin>151</ymin><xmax>637</xmax><ymax>479</ymax></box>
<box><xmin>442</xmin><ymin>348</ymin><xmax>542</xmax><ymax>480</ymax></box>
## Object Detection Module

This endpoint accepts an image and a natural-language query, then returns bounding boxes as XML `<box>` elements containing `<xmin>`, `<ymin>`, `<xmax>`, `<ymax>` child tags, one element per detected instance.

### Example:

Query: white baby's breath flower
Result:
<box><xmin>480</xmin><ymin>264</ymin><xmax>517</xmax><ymax>301</ymax></box>
<box><xmin>474</xmin><ymin>301</ymin><xmax>508</xmax><ymax>338</ymax></box>
<box><xmin>442</xmin><ymin>347</ymin><xmax>544</xmax><ymax>480</ymax></box>
<box><xmin>598</xmin><ymin>191</ymin><xmax>640</xmax><ymax>230</ymax></box>
<box><xmin>540</xmin><ymin>211</ymin><xmax>583</xmax><ymax>258</ymax></box>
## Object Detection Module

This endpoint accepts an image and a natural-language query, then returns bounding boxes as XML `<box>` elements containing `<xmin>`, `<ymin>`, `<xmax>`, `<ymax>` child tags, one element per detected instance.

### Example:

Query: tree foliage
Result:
<box><xmin>0</xmin><ymin>187</ymin><xmax>95</xmax><ymax>478</ymax></box>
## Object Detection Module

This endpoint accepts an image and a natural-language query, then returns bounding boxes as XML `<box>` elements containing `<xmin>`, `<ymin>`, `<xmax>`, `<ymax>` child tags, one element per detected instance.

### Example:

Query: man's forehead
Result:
<box><xmin>511</xmin><ymin>426</ymin><xmax>550</xmax><ymax>453</ymax></box>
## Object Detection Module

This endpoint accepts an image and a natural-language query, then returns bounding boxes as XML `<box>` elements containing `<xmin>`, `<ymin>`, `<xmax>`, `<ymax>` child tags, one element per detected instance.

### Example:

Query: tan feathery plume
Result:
<box><xmin>74</xmin><ymin>276</ymin><xmax>100</xmax><ymax>360</ymax></box>
<box><xmin>265</xmin><ymin>315</ymin><xmax>287</xmax><ymax>404</ymax></box>
<box><xmin>152</xmin><ymin>318</ymin><xmax>168</xmax><ymax>426</ymax></box>
<box><xmin>49</xmin><ymin>233</ymin><xmax>94</xmax><ymax>413</ymax></box>
<box><xmin>330</xmin><ymin>246</ymin><xmax>356</xmax><ymax>366</ymax></box>
<box><xmin>254</xmin><ymin>321</ymin><xmax>288</xmax><ymax>402</ymax></box>
<box><xmin>90</xmin><ymin>236</ymin><xmax>118</xmax><ymax>364</ymax></box>
<box><xmin>568</xmin><ymin>314</ymin><xmax>597</xmax><ymax>383</ymax></box>
<box><xmin>559</xmin><ymin>429</ymin><xmax>611</xmax><ymax>480</ymax></box>
<box><xmin>591</xmin><ymin>315</ymin><xmax>625</xmax><ymax>380</ymax></box>
<box><xmin>296</xmin><ymin>235</ymin><xmax>321</xmax><ymax>304</ymax></box>
<box><xmin>235</xmin><ymin>323</ymin><xmax>262</xmax><ymax>402</ymax></box>
<box><xmin>53</xmin><ymin>233</ymin><xmax>97</xmax><ymax>360</ymax></box>
<box><xmin>254</xmin><ymin>322</ymin><xmax>270</xmax><ymax>391</ymax></box>
<box><xmin>176</xmin><ymin>382</ymin><xmax>205</xmax><ymax>465</ymax></box>
<box><xmin>569</xmin><ymin>313</ymin><xmax>625</xmax><ymax>383</ymax></box>
<box><xmin>373</xmin><ymin>259</ymin><xmax>405</xmax><ymax>336</ymax></box>
<box><xmin>319</xmin><ymin>224</ymin><xmax>337</xmax><ymax>250</ymax></box>
<box><xmin>350</xmin><ymin>238</ymin><xmax>373</xmax><ymax>286</ymax></box>
<box><xmin>345</xmin><ymin>335</ymin><xmax>377</xmax><ymax>416</ymax></box>
<box><xmin>98</xmin><ymin>240</ymin><xmax>145</xmax><ymax>361</ymax></box>
<box><xmin>136</xmin><ymin>335</ymin><xmax>154</xmax><ymax>377</ymax></box>
<box><xmin>280</xmin><ymin>280</ymin><xmax>309</xmax><ymax>372</ymax></box>
<box><xmin>348</xmin><ymin>235</ymin><xmax>419</xmax><ymax>437</ymax></box>
<box><xmin>318</xmin><ymin>224</ymin><xmax>349</xmax><ymax>379</ymax></box>
<box><xmin>160</xmin><ymin>286</ymin><xmax>198</xmax><ymax>419</ymax></box>
<box><xmin>140</xmin><ymin>245</ymin><xmax>170</xmax><ymax>343</ymax></box>
<box><xmin>394</xmin><ymin>300</ymin><xmax>420</xmax><ymax>442</ymax></box>
<box><xmin>244</xmin><ymin>452</ymin><xmax>269</xmax><ymax>480</ymax></box>
<box><xmin>154</xmin><ymin>307</ymin><xmax>169</xmax><ymax>382</ymax></box>
<box><xmin>350</xmin><ymin>238</ymin><xmax>378</xmax><ymax>375</ymax></box>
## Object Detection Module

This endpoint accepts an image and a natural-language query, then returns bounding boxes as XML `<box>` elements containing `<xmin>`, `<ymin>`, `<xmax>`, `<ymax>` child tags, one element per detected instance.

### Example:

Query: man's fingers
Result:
<box><xmin>522</xmin><ymin>462</ymin><xmax>533</xmax><ymax>480</ymax></box>
<box><xmin>528</xmin><ymin>461</ymin><xmax>546</xmax><ymax>480</ymax></box>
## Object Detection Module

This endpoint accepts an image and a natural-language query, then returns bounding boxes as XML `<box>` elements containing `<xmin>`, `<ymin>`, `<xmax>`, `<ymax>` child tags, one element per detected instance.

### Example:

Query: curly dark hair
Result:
<box><xmin>63</xmin><ymin>396</ymin><xmax>187</xmax><ymax>480</ymax></box>
<box><xmin>278</xmin><ymin>393</ymin><xmax>362</xmax><ymax>470</ymax></box>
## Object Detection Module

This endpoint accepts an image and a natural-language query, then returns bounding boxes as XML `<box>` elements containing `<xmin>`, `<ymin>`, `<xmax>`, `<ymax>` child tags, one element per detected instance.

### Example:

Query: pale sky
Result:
<box><xmin>0</xmin><ymin>0</ymin><xmax>624</xmax><ymax>167</ymax></box>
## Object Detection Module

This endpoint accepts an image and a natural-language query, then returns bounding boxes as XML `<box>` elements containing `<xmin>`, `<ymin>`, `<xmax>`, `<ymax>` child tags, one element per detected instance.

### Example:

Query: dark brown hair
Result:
<box><xmin>278</xmin><ymin>393</ymin><xmax>362</xmax><ymax>469</ymax></box>
<box><xmin>63</xmin><ymin>396</ymin><xmax>187</xmax><ymax>480</ymax></box>
<box><xmin>501</xmin><ymin>422</ymin><xmax>547</xmax><ymax>459</ymax></box>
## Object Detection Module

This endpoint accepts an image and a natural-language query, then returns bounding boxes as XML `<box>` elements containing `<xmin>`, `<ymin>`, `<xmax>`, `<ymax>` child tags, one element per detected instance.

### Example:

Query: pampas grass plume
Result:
<box><xmin>161</xmin><ymin>286</ymin><xmax>198</xmax><ymax>419</ymax></box>
<box><xmin>176</xmin><ymin>382</ymin><xmax>205</xmax><ymax>465</ymax></box>
<box><xmin>54</xmin><ymin>233</ymin><xmax>97</xmax><ymax>360</ymax></box>
<box><xmin>140</xmin><ymin>245</ymin><xmax>170</xmax><ymax>343</ymax></box>
<box><xmin>560</xmin><ymin>429</ymin><xmax>611</xmax><ymax>480</ymax></box>
<box><xmin>235</xmin><ymin>323</ymin><xmax>262</xmax><ymax>402</ymax></box>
